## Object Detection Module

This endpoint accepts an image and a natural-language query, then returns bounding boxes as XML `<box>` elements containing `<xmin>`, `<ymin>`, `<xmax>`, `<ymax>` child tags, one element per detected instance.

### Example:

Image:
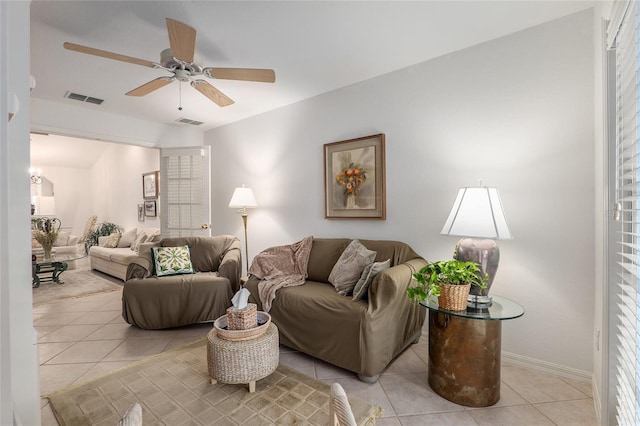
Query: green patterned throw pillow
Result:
<box><xmin>152</xmin><ymin>245</ymin><xmax>195</xmax><ymax>277</ymax></box>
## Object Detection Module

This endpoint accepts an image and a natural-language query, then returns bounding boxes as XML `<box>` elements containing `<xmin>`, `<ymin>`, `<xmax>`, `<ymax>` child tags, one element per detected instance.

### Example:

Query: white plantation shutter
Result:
<box><xmin>160</xmin><ymin>147</ymin><xmax>211</xmax><ymax>238</ymax></box>
<box><xmin>611</xmin><ymin>1</ymin><xmax>640</xmax><ymax>424</ymax></box>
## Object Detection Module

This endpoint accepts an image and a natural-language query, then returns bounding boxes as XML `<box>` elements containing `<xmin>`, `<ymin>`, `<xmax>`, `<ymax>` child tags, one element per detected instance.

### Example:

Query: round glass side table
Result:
<box><xmin>419</xmin><ymin>295</ymin><xmax>524</xmax><ymax>407</ymax></box>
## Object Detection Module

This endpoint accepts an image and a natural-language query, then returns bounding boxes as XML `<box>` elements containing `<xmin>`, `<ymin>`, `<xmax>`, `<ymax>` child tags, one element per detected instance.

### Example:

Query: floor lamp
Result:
<box><xmin>440</xmin><ymin>185</ymin><xmax>512</xmax><ymax>305</ymax></box>
<box><xmin>229</xmin><ymin>185</ymin><xmax>257</xmax><ymax>274</ymax></box>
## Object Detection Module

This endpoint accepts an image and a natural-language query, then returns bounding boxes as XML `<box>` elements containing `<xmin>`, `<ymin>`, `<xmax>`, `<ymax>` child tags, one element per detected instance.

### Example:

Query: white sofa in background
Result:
<box><xmin>89</xmin><ymin>228</ymin><xmax>160</xmax><ymax>280</ymax></box>
<box><xmin>32</xmin><ymin>230</ymin><xmax>84</xmax><ymax>270</ymax></box>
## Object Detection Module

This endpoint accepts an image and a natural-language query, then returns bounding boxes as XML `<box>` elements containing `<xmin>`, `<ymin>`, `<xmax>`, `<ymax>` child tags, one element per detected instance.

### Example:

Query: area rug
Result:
<box><xmin>33</xmin><ymin>269</ymin><xmax>122</xmax><ymax>305</ymax></box>
<box><xmin>47</xmin><ymin>338</ymin><xmax>382</xmax><ymax>425</ymax></box>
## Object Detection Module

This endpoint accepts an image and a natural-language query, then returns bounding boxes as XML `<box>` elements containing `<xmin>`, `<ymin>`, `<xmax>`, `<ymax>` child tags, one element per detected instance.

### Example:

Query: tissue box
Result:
<box><xmin>226</xmin><ymin>303</ymin><xmax>257</xmax><ymax>330</ymax></box>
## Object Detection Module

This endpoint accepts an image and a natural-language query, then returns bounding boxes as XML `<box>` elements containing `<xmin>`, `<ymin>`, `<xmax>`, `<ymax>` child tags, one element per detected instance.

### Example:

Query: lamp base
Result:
<box><xmin>453</xmin><ymin>238</ymin><xmax>500</xmax><ymax>306</ymax></box>
<box><xmin>468</xmin><ymin>294</ymin><xmax>493</xmax><ymax>306</ymax></box>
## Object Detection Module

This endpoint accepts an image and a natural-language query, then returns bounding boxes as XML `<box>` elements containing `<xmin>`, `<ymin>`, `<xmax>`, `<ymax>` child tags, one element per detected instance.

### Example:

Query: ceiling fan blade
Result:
<box><xmin>126</xmin><ymin>77</ymin><xmax>174</xmax><ymax>97</ymax></box>
<box><xmin>63</xmin><ymin>42</ymin><xmax>155</xmax><ymax>68</ymax></box>
<box><xmin>204</xmin><ymin>68</ymin><xmax>276</xmax><ymax>83</ymax></box>
<box><xmin>166</xmin><ymin>18</ymin><xmax>196</xmax><ymax>63</ymax></box>
<box><xmin>191</xmin><ymin>80</ymin><xmax>234</xmax><ymax>107</ymax></box>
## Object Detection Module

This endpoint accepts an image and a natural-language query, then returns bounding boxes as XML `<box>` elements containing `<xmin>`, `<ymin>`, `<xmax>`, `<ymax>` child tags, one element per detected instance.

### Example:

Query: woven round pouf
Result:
<box><xmin>207</xmin><ymin>323</ymin><xmax>279</xmax><ymax>393</ymax></box>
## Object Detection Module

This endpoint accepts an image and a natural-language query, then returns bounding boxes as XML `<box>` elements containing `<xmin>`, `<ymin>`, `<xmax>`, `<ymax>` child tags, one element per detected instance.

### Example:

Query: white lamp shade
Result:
<box><xmin>441</xmin><ymin>187</ymin><xmax>512</xmax><ymax>240</ymax></box>
<box><xmin>228</xmin><ymin>186</ymin><xmax>257</xmax><ymax>209</ymax></box>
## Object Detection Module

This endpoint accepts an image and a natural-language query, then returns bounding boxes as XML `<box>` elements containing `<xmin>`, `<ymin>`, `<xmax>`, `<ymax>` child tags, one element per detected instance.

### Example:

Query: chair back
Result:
<box><xmin>329</xmin><ymin>383</ymin><xmax>357</xmax><ymax>426</ymax></box>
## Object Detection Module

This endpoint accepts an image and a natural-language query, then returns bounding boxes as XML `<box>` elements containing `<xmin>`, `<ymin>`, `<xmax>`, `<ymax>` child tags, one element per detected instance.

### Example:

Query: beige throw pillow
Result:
<box><xmin>117</xmin><ymin>228</ymin><xmax>137</xmax><ymax>248</ymax></box>
<box><xmin>328</xmin><ymin>240</ymin><xmax>376</xmax><ymax>295</ymax></box>
<box><xmin>130</xmin><ymin>230</ymin><xmax>149</xmax><ymax>252</ymax></box>
<box><xmin>352</xmin><ymin>259</ymin><xmax>391</xmax><ymax>300</ymax></box>
<box><xmin>53</xmin><ymin>231</ymin><xmax>70</xmax><ymax>247</ymax></box>
<box><xmin>144</xmin><ymin>229</ymin><xmax>161</xmax><ymax>242</ymax></box>
<box><xmin>104</xmin><ymin>232</ymin><xmax>121</xmax><ymax>248</ymax></box>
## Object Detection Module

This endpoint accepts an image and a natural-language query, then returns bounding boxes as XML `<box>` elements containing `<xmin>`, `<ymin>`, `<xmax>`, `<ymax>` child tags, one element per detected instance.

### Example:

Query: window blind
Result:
<box><xmin>612</xmin><ymin>1</ymin><xmax>640</xmax><ymax>424</ymax></box>
<box><xmin>161</xmin><ymin>148</ymin><xmax>205</xmax><ymax>237</ymax></box>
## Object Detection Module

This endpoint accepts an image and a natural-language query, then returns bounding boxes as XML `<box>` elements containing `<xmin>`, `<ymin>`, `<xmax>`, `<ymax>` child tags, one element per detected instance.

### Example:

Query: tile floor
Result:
<box><xmin>35</xmin><ymin>281</ymin><xmax>598</xmax><ymax>425</ymax></box>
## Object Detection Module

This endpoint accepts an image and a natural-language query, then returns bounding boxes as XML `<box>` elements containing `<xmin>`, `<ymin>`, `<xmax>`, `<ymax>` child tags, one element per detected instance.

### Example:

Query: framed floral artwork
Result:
<box><xmin>142</xmin><ymin>171</ymin><xmax>159</xmax><ymax>199</ymax></box>
<box><xmin>324</xmin><ymin>133</ymin><xmax>386</xmax><ymax>219</ymax></box>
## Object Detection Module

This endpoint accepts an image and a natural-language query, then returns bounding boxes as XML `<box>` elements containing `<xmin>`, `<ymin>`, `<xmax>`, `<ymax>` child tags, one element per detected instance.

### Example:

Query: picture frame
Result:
<box><xmin>142</xmin><ymin>171</ymin><xmax>159</xmax><ymax>199</ymax></box>
<box><xmin>144</xmin><ymin>200</ymin><xmax>157</xmax><ymax>217</ymax></box>
<box><xmin>137</xmin><ymin>204</ymin><xmax>145</xmax><ymax>222</ymax></box>
<box><xmin>324</xmin><ymin>133</ymin><xmax>386</xmax><ymax>219</ymax></box>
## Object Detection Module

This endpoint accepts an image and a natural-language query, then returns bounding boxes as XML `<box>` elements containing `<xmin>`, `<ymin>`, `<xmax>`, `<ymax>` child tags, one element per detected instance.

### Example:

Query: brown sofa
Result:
<box><xmin>123</xmin><ymin>235</ymin><xmax>242</xmax><ymax>329</ymax></box>
<box><xmin>245</xmin><ymin>238</ymin><xmax>427</xmax><ymax>382</ymax></box>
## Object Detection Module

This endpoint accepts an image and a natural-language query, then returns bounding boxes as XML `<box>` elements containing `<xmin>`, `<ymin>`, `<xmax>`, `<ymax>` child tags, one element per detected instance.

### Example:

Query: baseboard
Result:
<box><xmin>502</xmin><ymin>351</ymin><xmax>592</xmax><ymax>384</ymax></box>
<box><xmin>592</xmin><ymin>373</ymin><xmax>603</xmax><ymax>424</ymax></box>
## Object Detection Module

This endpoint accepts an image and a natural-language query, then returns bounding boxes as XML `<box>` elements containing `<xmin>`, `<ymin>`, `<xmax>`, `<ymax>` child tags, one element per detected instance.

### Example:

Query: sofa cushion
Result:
<box><xmin>117</xmin><ymin>228</ymin><xmax>137</xmax><ymax>248</ymax></box>
<box><xmin>104</xmin><ymin>233</ymin><xmax>121</xmax><ymax>248</ymax></box>
<box><xmin>328</xmin><ymin>240</ymin><xmax>376</xmax><ymax>295</ymax></box>
<box><xmin>359</xmin><ymin>239</ymin><xmax>422</xmax><ymax>266</ymax></box>
<box><xmin>152</xmin><ymin>245</ymin><xmax>195</xmax><ymax>277</ymax></box>
<box><xmin>161</xmin><ymin>236</ymin><xmax>235</xmax><ymax>272</ymax></box>
<box><xmin>109</xmin><ymin>248</ymin><xmax>139</xmax><ymax>264</ymax></box>
<box><xmin>53</xmin><ymin>231</ymin><xmax>70</xmax><ymax>247</ymax></box>
<box><xmin>130</xmin><ymin>231</ymin><xmax>147</xmax><ymax>252</ymax></box>
<box><xmin>145</xmin><ymin>228</ymin><xmax>161</xmax><ymax>242</ymax></box>
<box><xmin>307</xmin><ymin>238</ymin><xmax>351</xmax><ymax>283</ymax></box>
<box><xmin>352</xmin><ymin>259</ymin><xmax>391</xmax><ymax>300</ymax></box>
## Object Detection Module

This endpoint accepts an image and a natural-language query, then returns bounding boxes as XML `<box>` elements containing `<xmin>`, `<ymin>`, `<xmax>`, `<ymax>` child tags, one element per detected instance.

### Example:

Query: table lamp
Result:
<box><xmin>440</xmin><ymin>185</ymin><xmax>512</xmax><ymax>305</ymax></box>
<box><xmin>229</xmin><ymin>185</ymin><xmax>257</xmax><ymax>273</ymax></box>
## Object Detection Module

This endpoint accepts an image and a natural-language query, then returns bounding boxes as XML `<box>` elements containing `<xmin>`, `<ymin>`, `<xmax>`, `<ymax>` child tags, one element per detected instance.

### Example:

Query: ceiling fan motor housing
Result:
<box><xmin>160</xmin><ymin>48</ymin><xmax>202</xmax><ymax>78</ymax></box>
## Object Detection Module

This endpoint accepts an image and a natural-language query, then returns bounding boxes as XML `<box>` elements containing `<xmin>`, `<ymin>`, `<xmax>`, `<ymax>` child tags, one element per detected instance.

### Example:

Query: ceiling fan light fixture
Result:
<box><xmin>63</xmin><ymin>17</ymin><xmax>275</xmax><ymax>109</ymax></box>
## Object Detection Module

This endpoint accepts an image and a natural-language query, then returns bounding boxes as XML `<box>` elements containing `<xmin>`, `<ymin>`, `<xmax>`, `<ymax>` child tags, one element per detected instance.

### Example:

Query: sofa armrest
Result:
<box><xmin>124</xmin><ymin>241</ymin><xmax>159</xmax><ymax>281</ymax></box>
<box><xmin>368</xmin><ymin>257</ymin><xmax>428</xmax><ymax>313</ymax></box>
<box><xmin>217</xmin><ymin>240</ymin><xmax>242</xmax><ymax>292</ymax></box>
<box><xmin>125</xmin><ymin>258</ymin><xmax>153</xmax><ymax>281</ymax></box>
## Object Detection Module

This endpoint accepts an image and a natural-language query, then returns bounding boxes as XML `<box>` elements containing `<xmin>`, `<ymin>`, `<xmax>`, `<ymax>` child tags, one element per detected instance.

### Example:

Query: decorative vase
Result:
<box><xmin>42</xmin><ymin>243</ymin><xmax>53</xmax><ymax>259</ymax></box>
<box><xmin>438</xmin><ymin>283</ymin><xmax>471</xmax><ymax>311</ymax></box>
<box><xmin>345</xmin><ymin>193</ymin><xmax>356</xmax><ymax>209</ymax></box>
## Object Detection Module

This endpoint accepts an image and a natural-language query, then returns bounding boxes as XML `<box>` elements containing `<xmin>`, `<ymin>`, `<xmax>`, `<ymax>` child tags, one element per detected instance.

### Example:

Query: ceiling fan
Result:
<box><xmin>63</xmin><ymin>18</ymin><xmax>275</xmax><ymax>108</ymax></box>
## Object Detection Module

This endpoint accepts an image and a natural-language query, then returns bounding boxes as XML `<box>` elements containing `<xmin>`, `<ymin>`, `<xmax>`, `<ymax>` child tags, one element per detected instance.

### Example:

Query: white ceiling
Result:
<box><xmin>30</xmin><ymin>1</ymin><xmax>594</xmax><ymax>133</ymax></box>
<box><xmin>30</xmin><ymin>133</ymin><xmax>111</xmax><ymax>168</ymax></box>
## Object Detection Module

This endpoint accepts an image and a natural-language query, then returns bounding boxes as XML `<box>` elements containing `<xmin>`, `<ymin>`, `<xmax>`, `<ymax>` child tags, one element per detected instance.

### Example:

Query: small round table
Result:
<box><xmin>206</xmin><ymin>323</ymin><xmax>279</xmax><ymax>393</ymax></box>
<box><xmin>420</xmin><ymin>295</ymin><xmax>524</xmax><ymax>407</ymax></box>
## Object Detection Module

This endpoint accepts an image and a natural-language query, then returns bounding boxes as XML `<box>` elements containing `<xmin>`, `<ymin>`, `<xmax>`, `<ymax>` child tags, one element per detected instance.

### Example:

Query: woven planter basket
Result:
<box><xmin>438</xmin><ymin>282</ymin><xmax>471</xmax><ymax>311</ymax></box>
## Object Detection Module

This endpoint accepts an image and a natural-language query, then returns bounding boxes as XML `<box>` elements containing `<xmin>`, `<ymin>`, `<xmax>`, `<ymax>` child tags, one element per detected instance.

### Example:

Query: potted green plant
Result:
<box><xmin>84</xmin><ymin>222</ymin><xmax>123</xmax><ymax>253</ymax></box>
<box><xmin>407</xmin><ymin>260</ymin><xmax>488</xmax><ymax>310</ymax></box>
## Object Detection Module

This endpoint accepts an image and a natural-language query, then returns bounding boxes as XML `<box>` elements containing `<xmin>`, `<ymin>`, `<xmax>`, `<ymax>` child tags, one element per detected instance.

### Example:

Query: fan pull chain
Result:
<box><xmin>178</xmin><ymin>82</ymin><xmax>183</xmax><ymax>111</ymax></box>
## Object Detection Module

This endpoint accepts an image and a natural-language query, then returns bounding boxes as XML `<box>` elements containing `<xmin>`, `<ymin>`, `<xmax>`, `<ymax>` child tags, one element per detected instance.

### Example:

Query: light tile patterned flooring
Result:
<box><xmin>35</xmin><ymin>278</ymin><xmax>597</xmax><ymax>425</ymax></box>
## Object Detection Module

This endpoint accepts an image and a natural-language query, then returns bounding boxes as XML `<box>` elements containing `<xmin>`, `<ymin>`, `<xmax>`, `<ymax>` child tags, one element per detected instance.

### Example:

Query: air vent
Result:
<box><xmin>64</xmin><ymin>91</ymin><xmax>104</xmax><ymax>105</ymax></box>
<box><xmin>176</xmin><ymin>118</ymin><xmax>203</xmax><ymax>126</ymax></box>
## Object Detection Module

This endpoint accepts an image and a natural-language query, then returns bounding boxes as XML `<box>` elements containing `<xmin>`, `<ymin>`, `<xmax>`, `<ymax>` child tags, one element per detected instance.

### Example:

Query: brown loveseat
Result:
<box><xmin>123</xmin><ymin>235</ymin><xmax>242</xmax><ymax>329</ymax></box>
<box><xmin>244</xmin><ymin>238</ymin><xmax>427</xmax><ymax>382</ymax></box>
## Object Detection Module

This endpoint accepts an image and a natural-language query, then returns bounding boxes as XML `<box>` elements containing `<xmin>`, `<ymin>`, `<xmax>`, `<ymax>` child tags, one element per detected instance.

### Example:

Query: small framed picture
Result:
<box><xmin>142</xmin><ymin>171</ymin><xmax>159</xmax><ymax>199</ymax></box>
<box><xmin>144</xmin><ymin>200</ymin><xmax>157</xmax><ymax>217</ymax></box>
<box><xmin>137</xmin><ymin>204</ymin><xmax>145</xmax><ymax>222</ymax></box>
<box><xmin>324</xmin><ymin>133</ymin><xmax>386</xmax><ymax>219</ymax></box>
